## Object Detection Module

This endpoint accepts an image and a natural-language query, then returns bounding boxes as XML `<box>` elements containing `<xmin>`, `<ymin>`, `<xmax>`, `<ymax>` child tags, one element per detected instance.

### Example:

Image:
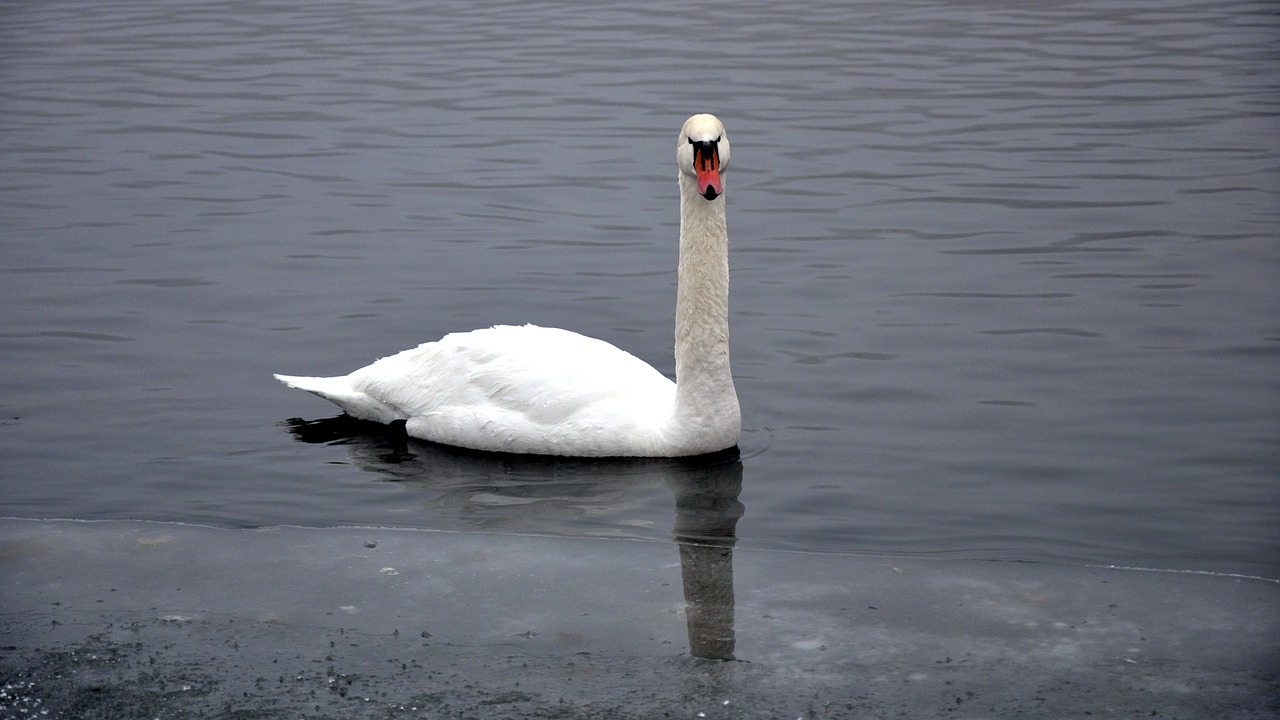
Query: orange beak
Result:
<box><xmin>693</xmin><ymin>141</ymin><xmax>722</xmax><ymax>200</ymax></box>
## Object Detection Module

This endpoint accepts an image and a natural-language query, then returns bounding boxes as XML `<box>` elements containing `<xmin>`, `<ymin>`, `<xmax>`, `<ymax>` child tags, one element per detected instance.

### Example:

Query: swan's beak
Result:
<box><xmin>693</xmin><ymin>140</ymin><xmax>723</xmax><ymax>201</ymax></box>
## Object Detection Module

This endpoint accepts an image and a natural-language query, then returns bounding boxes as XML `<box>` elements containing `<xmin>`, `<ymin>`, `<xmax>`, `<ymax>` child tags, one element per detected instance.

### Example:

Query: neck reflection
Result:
<box><xmin>668</xmin><ymin>452</ymin><xmax>743</xmax><ymax>660</ymax></box>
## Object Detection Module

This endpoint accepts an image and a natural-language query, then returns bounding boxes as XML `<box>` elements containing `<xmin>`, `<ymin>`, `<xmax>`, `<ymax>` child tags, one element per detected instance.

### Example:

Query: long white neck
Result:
<box><xmin>670</xmin><ymin>172</ymin><xmax>740</xmax><ymax>452</ymax></box>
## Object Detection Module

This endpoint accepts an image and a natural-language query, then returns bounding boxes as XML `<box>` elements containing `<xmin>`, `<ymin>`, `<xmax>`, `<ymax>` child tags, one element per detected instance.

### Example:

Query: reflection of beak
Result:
<box><xmin>692</xmin><ymin>140</ymin><xmax>722</xmax><ymax>200</ymax></box>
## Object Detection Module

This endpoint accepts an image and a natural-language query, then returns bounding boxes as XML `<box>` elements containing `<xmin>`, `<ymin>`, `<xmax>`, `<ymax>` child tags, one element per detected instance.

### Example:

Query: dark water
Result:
<box><xmin>1</xmin><ymin>0</ymin><xmax>1277</xmax><ymax>578</ymax></box>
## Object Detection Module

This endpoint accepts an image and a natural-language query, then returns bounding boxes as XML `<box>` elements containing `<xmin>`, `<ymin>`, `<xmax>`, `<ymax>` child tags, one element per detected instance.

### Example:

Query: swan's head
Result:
<box><xmin>678</xmin><ymin>113</ymin><xmax>729</xmax><ymax>202</ymax></box>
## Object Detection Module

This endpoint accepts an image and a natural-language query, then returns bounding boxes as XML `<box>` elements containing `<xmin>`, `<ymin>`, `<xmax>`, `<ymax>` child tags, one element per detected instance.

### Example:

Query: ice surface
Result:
<box><xmin>1</xmin><ymin>518</ymin><xmax>1276</xmax><ymax>718</ymax></box>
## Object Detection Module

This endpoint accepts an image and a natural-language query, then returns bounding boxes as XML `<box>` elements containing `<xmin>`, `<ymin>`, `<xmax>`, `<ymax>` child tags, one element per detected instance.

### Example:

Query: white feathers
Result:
<box><xmin>275</xmin><ymin>114</ymin><xmax>739</xmax><ymax>457</ymax></box>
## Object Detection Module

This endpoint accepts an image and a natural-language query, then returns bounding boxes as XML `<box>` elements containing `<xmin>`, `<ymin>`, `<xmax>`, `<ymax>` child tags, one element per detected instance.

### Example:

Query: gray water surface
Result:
<box><xmin>1</xmin><ymin>0</ymin><xmax>1277</xmax><ymax>581</ymax></box>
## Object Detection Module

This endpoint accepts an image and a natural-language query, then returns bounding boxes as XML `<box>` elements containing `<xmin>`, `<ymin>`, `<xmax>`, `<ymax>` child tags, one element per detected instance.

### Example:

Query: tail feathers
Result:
<box><xmin>274</xmin><ymin>373</ymin><xmax>350</xmax><ymax>396</ymax></box>
<box><xmin>273</xmin><ymin>373</ymin><xmax>403</xmax><ymax>424</ymax></box>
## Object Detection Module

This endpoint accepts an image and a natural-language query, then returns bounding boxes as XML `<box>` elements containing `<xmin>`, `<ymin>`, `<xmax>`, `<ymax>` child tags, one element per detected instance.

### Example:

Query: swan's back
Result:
<box><xmin>277</xmin><ymin>325</ymin><xmax>677</xmax><ymax>456</ymax></box>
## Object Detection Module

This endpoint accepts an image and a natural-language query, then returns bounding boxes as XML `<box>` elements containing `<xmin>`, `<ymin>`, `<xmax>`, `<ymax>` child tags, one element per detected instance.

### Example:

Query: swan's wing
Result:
<box><xmin>349</xmin><ymin>324</ymin><xmax>676</xmax><ymax>452</ymax></box>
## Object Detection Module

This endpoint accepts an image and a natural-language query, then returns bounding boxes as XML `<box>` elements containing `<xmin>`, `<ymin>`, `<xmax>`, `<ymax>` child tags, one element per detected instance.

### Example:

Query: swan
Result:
<box><xmin>274</xmin><ymin>113</ymin><xmax>739</xmax><ymax>457</ymax></box>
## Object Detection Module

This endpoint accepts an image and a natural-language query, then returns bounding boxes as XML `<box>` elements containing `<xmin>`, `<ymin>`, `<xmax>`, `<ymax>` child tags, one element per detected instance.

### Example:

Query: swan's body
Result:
<box><xmin>275</xmin><ymin>114</ymin><xmax>739</xmax><ymax>457</ymax></box>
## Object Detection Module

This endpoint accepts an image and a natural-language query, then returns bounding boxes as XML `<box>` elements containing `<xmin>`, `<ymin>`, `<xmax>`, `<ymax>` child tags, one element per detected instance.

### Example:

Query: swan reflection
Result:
<box><xmin>283</xmin><ymin>416</ymin><xmax>742</xmax><ymax>659</ymax></box>
<box><xmin>670</xmin><ymin>454</ymin><xmax>743</xmax><ymax>660</ymax></box>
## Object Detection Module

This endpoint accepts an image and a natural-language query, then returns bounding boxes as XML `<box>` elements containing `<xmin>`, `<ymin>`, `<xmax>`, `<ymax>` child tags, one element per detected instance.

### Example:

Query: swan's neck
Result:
<box><xmin>671</xmin><ymin>174</ymin><xmax>740</xmax><ymax>450</ymax></box>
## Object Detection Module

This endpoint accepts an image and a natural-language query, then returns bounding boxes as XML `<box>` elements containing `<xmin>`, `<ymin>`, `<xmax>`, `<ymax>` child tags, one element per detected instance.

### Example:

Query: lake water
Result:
<box><xmin>1</xmin><ymin>0</ymin><xmax>1277</xmax><ymax>581</ymax></box>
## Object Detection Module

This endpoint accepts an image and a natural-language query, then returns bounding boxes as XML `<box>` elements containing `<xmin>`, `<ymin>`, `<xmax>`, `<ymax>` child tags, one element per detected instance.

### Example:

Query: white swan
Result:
<box><xmin>274</xmin><ymin>113</ymin><xmax>739</xmax><ymax>457</ymax></box>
